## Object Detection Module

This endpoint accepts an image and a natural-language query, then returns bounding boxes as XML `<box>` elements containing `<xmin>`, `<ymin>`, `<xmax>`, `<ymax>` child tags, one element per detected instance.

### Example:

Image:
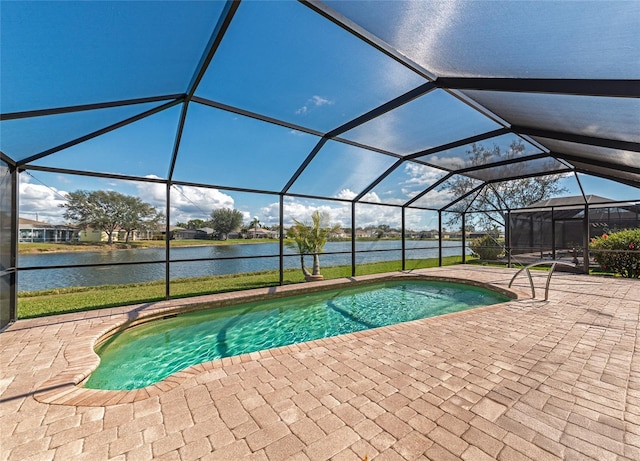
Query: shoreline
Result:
<box><xmin>17</xmin><ymin>239</ymin><xmax>282</xmax><ymax>255</ymax></box>
<box><xmin>18</xmin><ymin>238</ymin><xmax>449</xmax><ymax>255</ymax></box>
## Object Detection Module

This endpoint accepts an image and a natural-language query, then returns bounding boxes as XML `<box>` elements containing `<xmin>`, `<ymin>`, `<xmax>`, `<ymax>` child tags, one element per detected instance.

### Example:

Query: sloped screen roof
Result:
<box><xmin>1</xmin><ymin>0</ymin><xmax>639</xmax><ymax>211</ymax></box>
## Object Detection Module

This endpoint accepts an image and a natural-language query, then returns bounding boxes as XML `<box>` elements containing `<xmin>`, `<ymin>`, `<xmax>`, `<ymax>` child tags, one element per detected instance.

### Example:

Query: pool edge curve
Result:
<box><xmin>33</xmin><ymin>271</ymin><xmax>526</xmax><ymax>406</ymax></box>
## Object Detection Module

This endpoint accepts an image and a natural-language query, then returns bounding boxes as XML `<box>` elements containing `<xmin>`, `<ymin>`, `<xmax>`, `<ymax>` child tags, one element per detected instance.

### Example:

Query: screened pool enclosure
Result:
<box><xmin>1</xmin><ymin>1</ymin><xmax>639</xmax><ymax>328</ymax></box>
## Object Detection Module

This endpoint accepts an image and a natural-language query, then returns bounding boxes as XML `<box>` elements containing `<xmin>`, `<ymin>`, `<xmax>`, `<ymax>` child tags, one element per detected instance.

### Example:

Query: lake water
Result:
<box><xmin>17</xmin><ymin>240</ymin><xmax>468</xmax><ymax>292</ymax></box>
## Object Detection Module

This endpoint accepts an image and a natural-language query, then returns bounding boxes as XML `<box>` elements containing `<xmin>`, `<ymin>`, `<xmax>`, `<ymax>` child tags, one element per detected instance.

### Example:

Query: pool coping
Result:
<box><xmin>33</xmin><ymin>272</ymin><xmax>527</xmax><ymax>407</ymax></box>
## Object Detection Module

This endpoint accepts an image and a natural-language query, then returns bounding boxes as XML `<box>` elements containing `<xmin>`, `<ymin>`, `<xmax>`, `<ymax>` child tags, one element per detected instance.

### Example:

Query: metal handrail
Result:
<box><xmin>508</xmin><ymin>260</ymin><xmax>577</xmax><ymax>301</ymax></box>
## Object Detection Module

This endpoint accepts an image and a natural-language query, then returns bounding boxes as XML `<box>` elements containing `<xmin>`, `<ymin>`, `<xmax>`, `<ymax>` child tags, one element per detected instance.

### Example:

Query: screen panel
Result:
<box><xmin>464</xmin><ymin>92</ymin><xmax>640</xmax><ymax>143</ymax></box>
<box><xmin>325</xmin><ymin>1</ymin><xmax>640</xmax><ymax>79</ymax></box>
<box><xmin>1</xmin><ymin>102</ymin><xmax>168</xmax><ymax>164</ymax></box>
<box><xmin>533</xmin><ymin>137</ymin><xmax>640</xmax><ymax>171</ymax></box>
<box><xmin>196</xmin><ymin>0</ymin><xmax>426</xmax><ymax>133</ymax></box>
<box><xmin>174</xmin><ymin>103</ymin><xmax>320</xmax><ymax>191</ymax></box>
<box><xmin>463</xmin><ymin>157</ymin><xmax>569</xmax><ymax>182</ymax></box>
<box><xmin>368</xmin><ymin>162</ymin><xmax>449</xmax><ymax>205</ymax></box>
<box><xmin>30</xmin><ymin>105</ymin><xmax>181</xmax><ymax>178</ymax></box>
<box><xmin>0</xmin><ymin>161</ymin><xmax>13</xmax><ymax>327</ymax></box>
<box><xmin>288</xmin><ymin>140</ymin><xmax>397</xmax><ymax>199</ymax></box>
<box><xmin>1</xmin><ymin>1</ymin><xmax>224</xmax><ymax>113</ymax></box>
<box><xmin>342</xmin><ymin>90</ymin><xmax>501</xmax><ymax>156</ymax></box>
<box><xmin>419</xmin><ymin>134</ymin><xmax>543</xmax><ymax>171</ymax></box>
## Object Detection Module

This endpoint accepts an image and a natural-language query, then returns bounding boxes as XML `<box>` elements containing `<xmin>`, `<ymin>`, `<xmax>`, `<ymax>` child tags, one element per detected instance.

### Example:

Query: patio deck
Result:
<box><xmin>1</xmin><ymin>266</ymin><xmax>639</xmax><ymax>461</ymax></box>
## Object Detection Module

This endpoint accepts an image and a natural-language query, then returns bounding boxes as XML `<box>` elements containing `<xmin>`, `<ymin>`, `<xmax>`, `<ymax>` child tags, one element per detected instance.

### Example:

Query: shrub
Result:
<box><xmin>590</xmin><ymin>228</ymin><xmax>640</xmax><ymax>278</ymax></box>
<box><xmin>469</xmin><ymin>234</ymin><xmax>504</xmax><ymax>260</ymax></box>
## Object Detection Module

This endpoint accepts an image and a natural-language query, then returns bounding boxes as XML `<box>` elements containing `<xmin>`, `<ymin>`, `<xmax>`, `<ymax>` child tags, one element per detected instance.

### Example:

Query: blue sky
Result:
<box><xmin>3</xmin><ymin>1</ymin><xmax>638</xmax><ymax>230</ymax></box>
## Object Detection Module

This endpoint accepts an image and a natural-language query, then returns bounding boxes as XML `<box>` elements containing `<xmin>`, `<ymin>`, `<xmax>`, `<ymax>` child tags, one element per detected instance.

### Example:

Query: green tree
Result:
<box><xmin>176</xmin><ymin>219</ymin><xmax>207</xmax><ymax>230</ymax></box>
<box><xmin>248</xmin><ymin>216</ymin><xmax>261</xmax><ymax>238</ymax></box>
<box><xmin>469</xmin><ymin>234</ymin><xmax>504</xmax><ymax>260</ymax></box>
<box><xmin>445</xmin><ymin>140</ymin><xmax>567</xmax><ymax>230</ymax></box>
<box><xmin>210</xmin><ymin>208</ymin><xmax>243</xmax><ymax>240</ymax></box>
<box><xmin>61</xmin><ymin>190</ymin><xmax>159</xmax><ymax>245</ymax></box>
<box><xmin>286</xmin><ymin>210</ymin><xmax>340</xmax><ymax>280</ymax></box>
<box><xmin>120</xmin><ymin>196</ymin><xmax>164</xmax><ymax>243</ymax></box>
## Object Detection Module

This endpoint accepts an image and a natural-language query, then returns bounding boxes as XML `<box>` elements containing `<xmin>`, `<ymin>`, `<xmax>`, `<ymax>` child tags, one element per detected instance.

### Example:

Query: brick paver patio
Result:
<box><xmin>1</xmin><ymin>266</ymin><xmax>639</xmax><ymax>460</ymax></box>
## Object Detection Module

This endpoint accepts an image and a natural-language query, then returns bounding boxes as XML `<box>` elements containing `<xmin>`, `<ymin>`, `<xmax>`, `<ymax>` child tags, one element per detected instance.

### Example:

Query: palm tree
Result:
<box><xmin>250</xmin><ymin>216</ymin><xmax>260</xmax><ymax>238</ymax></box>
<box><xmin>287</xmin><ymin>221</ymin><xmax>313</xmax><ymax>278</ymax></box>
<box><xmin>286</xmin><ymin>211</ymin><xmax>339</xmax><ymax>281</ymax></box>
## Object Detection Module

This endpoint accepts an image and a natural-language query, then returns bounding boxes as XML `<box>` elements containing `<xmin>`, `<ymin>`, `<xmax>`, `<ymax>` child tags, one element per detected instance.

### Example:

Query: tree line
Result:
<box><xmin>176</xmin><ymin>209</ymin><xmax>260</xmax><ymax>240</ymax></box>
<box><xmin>61</xmin><ymin>190</ymin><xmax>164</xmax><ymax>245</ymax></box>
<box><xmin>60</xmin><ymin>193</ymin><xmax>265</xmax><ymax>244</ymax></box>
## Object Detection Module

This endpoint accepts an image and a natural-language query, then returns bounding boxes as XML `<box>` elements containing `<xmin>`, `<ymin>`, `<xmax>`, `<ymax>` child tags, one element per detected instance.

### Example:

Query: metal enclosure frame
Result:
<box><xmin>1</xmin><ymin>0</ymin><xmax>639</xmax><ymax>327</ymax></box>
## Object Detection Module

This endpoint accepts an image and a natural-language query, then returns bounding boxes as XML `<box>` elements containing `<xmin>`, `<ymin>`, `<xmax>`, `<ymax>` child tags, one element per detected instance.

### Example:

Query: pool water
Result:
<box><xmin>85</xmin><ymin>280</ymin><xmax>509</xmax><ymax>390</ymax></box>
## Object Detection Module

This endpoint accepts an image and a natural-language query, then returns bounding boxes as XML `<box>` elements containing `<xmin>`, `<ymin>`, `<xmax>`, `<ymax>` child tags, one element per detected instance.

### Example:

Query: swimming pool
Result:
<box><xmin>85</xmin><ymin>280</ymin><xmax>510</xmax><ymax>390</ymax></box>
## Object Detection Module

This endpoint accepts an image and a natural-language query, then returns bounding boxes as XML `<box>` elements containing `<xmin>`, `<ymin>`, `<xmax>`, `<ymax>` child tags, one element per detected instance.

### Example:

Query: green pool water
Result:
<box><xmin>85</xmin><ymin>280</ymin><xmax>509</xmax><ymax>390</ymax></box>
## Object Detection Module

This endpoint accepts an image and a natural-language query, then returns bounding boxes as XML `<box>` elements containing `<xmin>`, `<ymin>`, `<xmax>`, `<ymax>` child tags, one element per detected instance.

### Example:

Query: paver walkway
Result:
<box><xmin>1</xmin><ymin>266</ymin><xmax>639</xmax><ymax>460</ymax></box>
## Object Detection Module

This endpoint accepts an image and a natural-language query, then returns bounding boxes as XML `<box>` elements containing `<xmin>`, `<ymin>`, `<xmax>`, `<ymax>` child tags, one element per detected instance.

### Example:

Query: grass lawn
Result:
<box><xmin>17</xmin><ymin>256</ymin><xmax>467</xmax><ymax>318</ymax></box>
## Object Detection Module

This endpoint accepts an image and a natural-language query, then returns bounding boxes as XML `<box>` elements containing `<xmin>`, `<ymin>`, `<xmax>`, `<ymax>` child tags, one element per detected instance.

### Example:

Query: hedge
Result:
<box><xmin>590</xmin><ymin>228</ymin><xmax>640</xmax><ymax>278</ymax></box>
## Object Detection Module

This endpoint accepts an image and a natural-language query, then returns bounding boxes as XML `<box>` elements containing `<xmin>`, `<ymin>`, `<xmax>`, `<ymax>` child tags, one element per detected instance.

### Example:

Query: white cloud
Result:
<box><xmin>411</xmin><ymin>188</ymin><xmax>455</xmax><ymax>209</ymax></box>
<box><xmin>355</xmin><ymin>203</ymin><xmax>402</xmax><ymax>228</ymax></box>
<box><xmin>295</xmin><ymin>95</ymin><xmax>335</xmax><ymax>115</ymax></box>
<box><xmin>399</xmin><ymin>163</ymin><xmax>459</xmax><ymax>208</ymax></box>
<box><xmin>400</xmin><ymin>162</ymin><xmax>448</xmax><ymax>198</ymax></box>
<box><xmin>405</xmin><ymin>208</ymin><xmax>439</xmax><ymax>230</ymax></box>
<box><xmin>311</xmin><ymin>95</ymin><xmax>333</xmax><ymax>107</ymax></box>
<box><xmin>426</xmin><ymin>154</ymin><xmax>465</xmax><ymax>170</ymax></box>
<box><xmin>260</xmin><ymin>190</ymin><xmax>441</xmax><ymax>230</ymax></box>
<box><xmin>18</xmin><ymin>172</ymin><xmax>238</xmax><ymax>226</ymax></box>
<box><xmin>239</xmin><ymin>210</ymin><xmax>252</xmax><ymax>224</ymax></box>
<box><xmin>403</xmin><ymin>163</ymin><xmax>444</xmax><ymax>187</ymax></box>
<box><xmin>258</xmin><ymin>195</ymin><xmax>412</xmax><ymax>229</ymax></box>
<box><xmin>138</xmin><ymin>176</ymin><xmax>235</xmax><ymax>224</ymax></box>
<box><xmin>260</xmin><ymin>197</ymin><xmax>351</xmax><ymax>228</ymax></box>
<box><xmin>18</xmin><ymin>174</ymin><xmax>68</xmax><ymax>224</ymax></box>
<box><xmin>335</xmin><ymin>189</ymin><xmax>356</xmax><ymax>200</ymax></box>
<box><xmin>335</xmin><ymin>188</ymin><xmax>382</xmax><ymax>204</ymax></box>
<box><xmin>258</xmin><ymin>201</ymin><xmax>280</xmax><ymax>225</ymax></box>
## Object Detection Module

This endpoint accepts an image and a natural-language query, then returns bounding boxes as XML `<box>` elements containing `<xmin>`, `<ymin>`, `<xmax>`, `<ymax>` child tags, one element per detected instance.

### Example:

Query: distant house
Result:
<box><xmin>332</xmin><ymin>228</ymin><xmax>350</xmax><ymax>239</ymax></box>
<box><xmin>156</xmin><ymin>225</ymin><xmax>184</xmax><ymax>240</ymax></box>
<box><xmin>245</xmin><ymin>228</ymin><xmax>278</xmax><ymax>239</ymax></box>
<box><xmin>77</xmin><ymin>229</ymin><xmax>114</xmax><ymax>243</ymax></box>
<box><xmin>468</xmin><ymin>232</ymin><xmax>492</xmax><ymax>239</ymax></box>
<box><xmin>420</xmin><ymin>230</ymin><xmax>439</xmax><ymax>239</ymax></box>
<box><xmin>78</xmin><ymin>227</ymin><xmax>154</xmax><ymax>242</ymax></box>
<box><xmin>174</xmin><ymin>227</ymin><xmax>216</xmax><ymax>240</ymax></box>
<box><xmin>116</xmin><ymin>229</ymin><xmax>155</xmax><ymax>241</ymax></box>
<box><xmin>18</xmin><ymin>218</ymin><xmax>76</xmax><ymax>243</ymax></box>
<box><xmin>174</xmin><ymin>228</ymin><xmax>205</xmax><ymax>240</ymax></box>
<box><xmin>199</xmin><ymin>227</ymin><xmax>216</xmax><ymax>239</ymax></box>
